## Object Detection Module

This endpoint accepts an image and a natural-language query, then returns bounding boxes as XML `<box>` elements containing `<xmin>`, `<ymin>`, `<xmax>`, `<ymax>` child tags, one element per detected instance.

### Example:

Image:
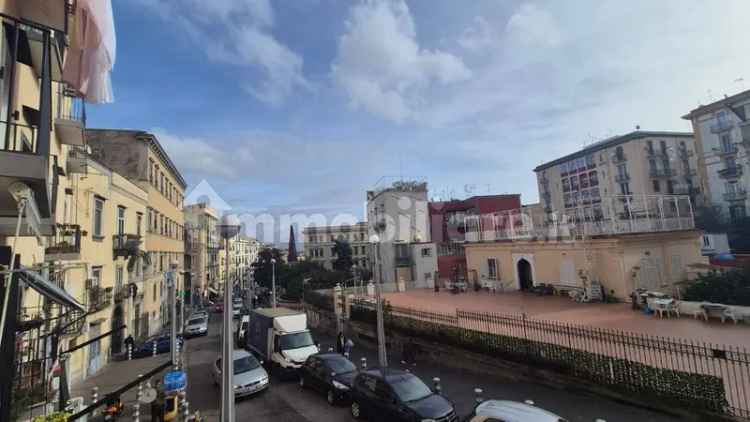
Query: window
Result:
<box><xmin>589</xmin><ymin>171</ymin><xmax>598</xmax><ymax>186</ymax></box>
<box><xmin>615</xmin><ymin>146</ymin><xmax>624</xmax><ymax>160</ymax></box>
<box><xmin>153</xmin><ymin>282</ymin><xmax>157</xmax><ymax>301</ymax></box>
<box><xmin>562</xmin><ymin>178</ymin><xmax>570</xmax><ymax>192</ymax></box>
<box><xmin>93</xmin><ymin>197</ymin><xmax>104</xmax><ymax>238</ymax></box>
<box><xmin>117</xmin><ymin>206</ymin><xmax>125</xmax><ymax>235</ymax></box>
<box><xmin>91</xmin><ymin>267</ymin><xmax>102</xmax><ymax>287</ymax></box>
<box><xmin>421</xmin><ymin>248</ymin><xmax>432</xmax><ymax>257</ymax></box>
<box><xmin>721</xmin><ymin>133</ymin><xmax>733</xmax><ymax>153</ymax></box>
<box><xmin>652</xmin><ymin>180</ymin><xmax>660</xmax><ymax>192</ymax></box>
<box><xmin>149</xmin><ymin>159</ymin><xmax>154</xmax><ymax>184</ymax></box>
<box><xmin>570</xmin><ymin>175</ymin><xmax>579</xmax><ymax>191</ymax></box>
<box><xmin>487</xmin><ymin>258</ymin><xmax>497</xmax><ymax>279</ymax></box>
<box><xmin>620</xmin><ymin>183</ymin><xmax>630</xmax><ymax>195</ymax></box>
<box><xmin>730</xmin><ymin>205</ymin><xmax>746</xmax><ymax>222</ymax></box>
<box><xmin>585</xmin><ymin>154</ymin><xmax>595</xmax><ymax>169</ymax></box>
<box><xmin>579</xmin><ymin>173</ymin><xmax>589</xmax><ymax>188</ymax></box>
<box><xmin>659</xmin><ymin>140</ymin><xmax>667</xmax><ymax>153</ymax></box>
<box><xmin>617</xmin><ymin>164</ymin><xmax>628</xmax><ymax>178</ymax></box>
<box><xmin>666</xmin><ymin>180</ymin><xmax>674</xmax><ymax>194</ymax></box>
<box><xmin>647</xmin><ymin>140</ymin><xmax>654</xmax><ymax>154</ymax></box>
<box><xmin>116</xmin><ymin>266</ymin><xmax>123</xmax><ymax>290</ymax></box>
<box><xmin>137</xmin><ymin>213</ymin><xmax>143</xmax><ymax>236</ymax></box>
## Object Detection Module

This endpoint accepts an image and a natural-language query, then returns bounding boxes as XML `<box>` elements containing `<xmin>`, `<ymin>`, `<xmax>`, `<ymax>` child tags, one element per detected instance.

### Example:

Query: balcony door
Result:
<box><xmin>0</xmin><ymin>25</ymin><xmax>11</xmax><ymax>150</ymax></box>
<box><xmin>117</xmin><ymin>206</ymin><xmax>125</xmax><ymax>236</ymax></box>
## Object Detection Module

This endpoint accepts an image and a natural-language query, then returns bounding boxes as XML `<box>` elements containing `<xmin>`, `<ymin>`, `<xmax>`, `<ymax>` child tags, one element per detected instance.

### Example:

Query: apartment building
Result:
<box><xmin>428</xmin><ymin>195</ymin><xmax>521</xmax><ymax>283</ymax></box>
<box><xmin>184</xmin><ymin>203</ymin><xmax>221</xmax><ymax>301</ymax></box>
<box><xmin>233</xmin><ymin>235</ymin><xmax>259</xmax><ymax>288</ymax></box>
<box><xmin>366</xmin><ymin>181</ymin><xmax>437</xmax><ymax>288</ymax></box>
<box><xmin>0</xmin><ymin>1</ymin><xmax>116</xmax><ymax>414</ymax></box>
<box><xmin>534</xmin><ymin>131</ymin><xmax>699</xmax><ymax>222</ymax></box>
<box><xmin>86</xmin><ymin>129</ymin><xmax>187</xmax><ymax>335</ymax></box>
<box><xmin>303</xmin><ymin>222</ymin><xmax>371</xmax><ymax>270</ymax></box>
<box><xmin>683</xmin><ymin>90</ymin><xmax>750</xmax><ymax>222</ymax></box>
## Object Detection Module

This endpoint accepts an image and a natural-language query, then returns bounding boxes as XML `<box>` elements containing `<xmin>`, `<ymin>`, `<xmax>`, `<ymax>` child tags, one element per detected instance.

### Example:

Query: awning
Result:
<box><xmin>18</xmin><ymin>267</ymin><xmax>85</xmax><ymax>312</ymax></box>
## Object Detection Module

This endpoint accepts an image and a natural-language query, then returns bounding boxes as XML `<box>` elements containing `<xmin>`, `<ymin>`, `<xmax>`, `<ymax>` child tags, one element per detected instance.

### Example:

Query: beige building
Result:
<box><xmin>184</xmin><ymin>203</ymin><xmax>220</xmax><ymax>300</ymax></box>
<box><xmin>303</xmin><ymin>222</ymin><xmax>371</xmax><ymax>270</ymax></box>
<box><xmin>534</xmin><ymin>131</ymin><xmax>699</xmax><ymax>223</ymax></box>
<box><xmin>464</xmin><ymin>193</ymin><xmax>707</xmax><ymax>300</ymax></box>
<box><xmin>682</xmin><ymin>90</ymin><xmax>750</xmax><ymax>222</ymax></box>
<box><xmin>232</xmin><ymin>235</ymin><xmax>259</xmax><ymax>288</ymax></box>
<box><xmin>86</xmin><ymin>129</ymin><xmax>187</xmax><ymax>335</ymax></box>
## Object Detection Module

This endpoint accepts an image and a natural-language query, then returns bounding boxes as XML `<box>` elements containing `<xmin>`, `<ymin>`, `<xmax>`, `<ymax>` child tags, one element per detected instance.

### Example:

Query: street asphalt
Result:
<box><xmin>183</xmin><ymin>313</ymin><xmax>683</xmax><ymax>422</ymax></box>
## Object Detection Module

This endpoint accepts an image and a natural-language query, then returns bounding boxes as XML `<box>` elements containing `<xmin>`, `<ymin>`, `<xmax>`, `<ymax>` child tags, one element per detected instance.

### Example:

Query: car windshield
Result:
<box><xmin>325</xmin><ymin>357</ymin><xmax>356</xmax><ymax>374</ymax></box>
<box><xmin>390</xmin><ymin>375</ymin><xmax>432</xmax><ymax>403</ymax></box>
<box><xmin>234</xmin><ymin>355</ymin><xmax>260</xmax><ymax>374</ymax></box>
<box><xmin>188</xmin><ymin>318</ymin><xmax>205</xmax><ymax>325</ymax></box>
<box><xmin>279</xmin><ymin>332</ymin><xmax>314</xmax><ymax>350</ymax></box>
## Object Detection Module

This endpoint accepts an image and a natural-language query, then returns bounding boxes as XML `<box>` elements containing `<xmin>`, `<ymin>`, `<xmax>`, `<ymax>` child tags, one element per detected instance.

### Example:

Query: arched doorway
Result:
<box><xmin>517</xmin><ymin>259</ymin><xmax>533</xmax><ymax>290</ymax></box>
<box><xmin>111</xmin><ymin>305</ymin><xmax>124</xmax><ymax>354</ymax></box>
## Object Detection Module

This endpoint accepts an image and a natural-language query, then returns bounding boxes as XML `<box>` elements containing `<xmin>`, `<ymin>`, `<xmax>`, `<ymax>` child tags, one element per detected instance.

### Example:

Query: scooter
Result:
<box><xmin>103</xmin><ymin>396</ymin><xmax>124</xmax><ymax>421</ymax></box>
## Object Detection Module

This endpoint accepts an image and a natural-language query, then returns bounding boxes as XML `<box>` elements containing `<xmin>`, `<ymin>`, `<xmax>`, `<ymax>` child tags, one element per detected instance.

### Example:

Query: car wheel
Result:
<box><xmin>350</xmin><ymin>401</ymin><xmax>362</xmax><ymax>419</ymax></box>
<box><xmin>326</xmin><ymin>390</ymin><xmax>336</xmax><ymax>406</ymax></box>
<box><xmin>299</xmin><ymin>376</ymin><xmax>305</xmax><ymax>389</ymax></box>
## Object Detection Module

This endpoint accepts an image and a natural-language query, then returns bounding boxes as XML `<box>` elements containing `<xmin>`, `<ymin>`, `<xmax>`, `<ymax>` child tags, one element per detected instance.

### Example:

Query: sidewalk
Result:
<box><xmin>69</xmin><ymin>354</ymin><xmax>171</xmax><ymax>421</ymax></box>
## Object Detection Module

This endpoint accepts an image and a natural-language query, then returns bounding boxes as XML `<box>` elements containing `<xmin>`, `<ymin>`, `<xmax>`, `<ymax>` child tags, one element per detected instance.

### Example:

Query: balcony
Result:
<box><xmin>718</xmin><ymin>165</ymin><xmax>743</xmax><ymax>179</ymax></box>
<box><xmin>678</xmin><ymin>148</ymin><xmax>694</xmax><ymax>159</ymax></box>
<box><xmin>44</xmin><ymin>224</ymin><xmax>81</xmax><ymax>261</ymax></box>
<box><xmin>66</xmin><ymin>145</ymin><xmax>88</xmax><ymax>174</ymax></box>
<box><xmin>395</xmin><ymin>256</ymin><xmax>412</xmax><ymax>267</ymax></box>
<box><xmin>645</xmin><ymin>147</ymin><xmax>668</xmax><ymax>158</ymax></box>
<box><xmin>54</xmin><ymin>85</ymin><xmax>86</xmax><ymax>146</ymax></box>
<box><xmin>611</xmin><ymin>153</ymin><xmax>627</xmax><ymax>164</ymax></box>
<box><xmin>87</xmin><ymin>285</ymin><xmax>113</xmax><ymax>313</ymax></box>
<box><xmin>114</xmin><ymin>284</ymin><xmax>132</xmax><ymax>303</ymax></box>
<box><xmin>713</xmin><ymin>144</ymin><xmax>738</xmax><ymax>156</ymax></box>
<box><xmin>113</xmin><ymin>234</ymin><xmax>142</xmax><ymax>258</ymax></box>
<box><xmin>649</xmin><ymin>168</ymin><xmax>676</xmax><ymax>178</ymax></box>
<box><xmin>723</xmin><ymin>190</ymin><xmax>747</xmax><ymax>202</ymax></box>
<box><xmin>614</xmin><ymin>173</ymin><xmax>630</xmax><ymax>183</ymax></box>
<box><xmin>710</xmin><ymin>119</ymin><xmax>733</xmax><ymax>134</ymax></box>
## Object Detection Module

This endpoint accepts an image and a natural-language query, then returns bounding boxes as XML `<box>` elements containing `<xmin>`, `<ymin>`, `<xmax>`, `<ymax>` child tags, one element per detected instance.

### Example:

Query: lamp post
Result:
<box><xmin>166</xmin><ymin>262</ymin><xmax>178</xmax><ymax>367</ymax></box>
<box><xmin>218</xmin><ymin>214</ymin><xmax>241</xmax><ymax>422</ymax></box>
<box><xmin>270</xmin><ymin>258</ymin><xmax>277</xmax><ymax>308</ymax></box>
<box><xmin>370</xmin><ymin>234</ymin><xmax>387</xmax><ymax>372</ymax></box>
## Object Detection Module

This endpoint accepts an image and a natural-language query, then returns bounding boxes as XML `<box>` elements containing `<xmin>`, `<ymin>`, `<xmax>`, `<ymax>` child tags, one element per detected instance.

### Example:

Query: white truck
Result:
<box><xmin>246</xmin><ymin>308</ymin><xmax>319</xmax><ymax>376</ymax></box>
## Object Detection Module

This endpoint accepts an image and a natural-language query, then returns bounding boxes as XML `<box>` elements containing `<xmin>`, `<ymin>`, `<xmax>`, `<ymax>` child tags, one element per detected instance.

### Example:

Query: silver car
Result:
<box><xmin>469</xmin><ymin>400</ymin><xmax>568</xmax><ymax>422</ymax></box>
<box><xmin>184</xmin><ymin>316</ymin><xmax>208</xmax><ymax>337</ymax></box>
<box><xmin>212</xmin><ymin>350</ymin><xmax>269</xmax><ymax>397</ymax></box>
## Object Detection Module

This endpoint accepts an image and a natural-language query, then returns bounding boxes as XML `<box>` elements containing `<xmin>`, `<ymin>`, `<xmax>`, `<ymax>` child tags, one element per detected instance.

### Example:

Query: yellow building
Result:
<box><xmin>464</xmin><ymin>194</ymin><xmax>708</xmax><ymax>300</ymax></box>
<box><xmin>85</xmin><ymin>129</ymin><xmax>187</xmax><ymax>336</ymax></box>
<box><xmin>184</xmin><ymin>203</ymin><xmax>220</xmax><ymax>301</ymax></box>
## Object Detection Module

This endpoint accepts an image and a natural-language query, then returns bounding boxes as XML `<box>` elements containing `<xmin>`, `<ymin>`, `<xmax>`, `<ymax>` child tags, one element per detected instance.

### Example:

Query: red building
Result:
<box><xmin>429</xmin><ymin>195</ymin><xmax>521</xmax><ymax>283</ymax></box>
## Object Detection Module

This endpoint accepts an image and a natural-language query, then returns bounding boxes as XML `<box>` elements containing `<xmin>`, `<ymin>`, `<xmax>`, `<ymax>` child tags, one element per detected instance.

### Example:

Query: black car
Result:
<box><xmin>349</xmin><ymin>369</ymin><xmax>457</xmax><ymax>422</ymax></box>
<box><xmin>132</xmin><ymin>334</ymin><xmax>184</xmax><ymax>358</ymax></box>
<box><xmin>299</xmin><ymin>353</ymin><xmax>358</xmax><ymax>405</ymax></box>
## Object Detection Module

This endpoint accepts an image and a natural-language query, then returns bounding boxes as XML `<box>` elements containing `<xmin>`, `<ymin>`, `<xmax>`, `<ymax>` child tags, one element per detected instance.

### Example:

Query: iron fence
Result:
<box><xmin>348</xmin><ymin>301</ymin><xmax>750</xmax><ymax>419</ymax></box>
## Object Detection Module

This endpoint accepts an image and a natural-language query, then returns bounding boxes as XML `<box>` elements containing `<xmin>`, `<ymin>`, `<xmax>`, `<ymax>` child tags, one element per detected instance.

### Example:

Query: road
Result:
<box><xmin>184</xmin><ymin>314</ymin><xmax>682</xmax><ymax>422</ymax></box>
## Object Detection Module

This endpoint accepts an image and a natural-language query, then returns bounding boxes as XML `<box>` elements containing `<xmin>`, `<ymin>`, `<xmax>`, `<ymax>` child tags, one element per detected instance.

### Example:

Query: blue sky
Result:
<box><xmin>87</xmin><ymin>0</ymin><xmax>750</xmax><ymax>242</ymax></box>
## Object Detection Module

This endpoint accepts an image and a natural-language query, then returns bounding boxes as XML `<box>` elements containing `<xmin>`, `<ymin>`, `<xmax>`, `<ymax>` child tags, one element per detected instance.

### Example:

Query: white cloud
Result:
<box><xmin>138</xmin><ymin>0</ymin><xmax>307</xmax><ymax>106</ymax></box>
<box><xmin>332</xmin><ymin>0</ymin><xmax>471</xmax><ymax>123</ymax></box>
<box><xmin>505</xmin><ymin>3</ymin><xmax>562</xmax><ymax>49</ymax></box>
<box><xmin>458</xmin><ymin>17</ymin><xmax>495</xmax><ymax>53</ymax></box>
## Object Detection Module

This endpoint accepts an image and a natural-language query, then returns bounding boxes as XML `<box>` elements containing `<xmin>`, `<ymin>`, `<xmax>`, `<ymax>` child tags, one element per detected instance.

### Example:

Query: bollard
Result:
<box><xmin>152</xmin><ymin>341</ymin><xmax>157</xmax><ymax>357</ymax></box>
<box><xmin>128</xmin><ymin>344</ymin><xmax>133</xmax><ymax>360</ymax></box>
<box><xmin>137</xmin><ymin>374</ymin><xmax>144</xmax><ymax>400</ymax></box>
<box><xmin>344</xmin><ymin>352</ymin><xmax>349</xmax><ymax>359</ymax></box>
<box><xmin>432</xmin><ymin>377</ymin><xmax>441</xmax><ymax>394</ymax></box>
<box><xmin>524</xmin><ymin>399</ymin><xmax>535</xmax><ymax>406</ymax></box>
<box><xmin>133</xmin><ymin>403</ymin><xmax>140</xmax><ymax>422</ymax></box>
<box><xmin>474</xmin><ymin>388</ymin><xmax>483</xmax><ymax>404</ymax></box>
<box><xmin>328</xmin><ymin>346</ymin><xmax>334</xmax><ymax>353</ymax></box>
<box><xmin>360</xmin><ymin>357</ymin><xmax>367</xmax><ymax>370</ymax></box>
<box><xmin>175</xmin><ymin>342</ymin><xmax>181</xmax><ymax>370</ymax></box>
<box><xmin>183</xmin><ymin>400</ymin><xmax>190</xmax><ymax>421</ymax></box>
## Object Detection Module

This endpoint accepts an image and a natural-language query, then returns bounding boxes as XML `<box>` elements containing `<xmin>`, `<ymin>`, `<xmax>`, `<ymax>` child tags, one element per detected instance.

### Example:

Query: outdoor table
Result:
<box><xmin>650</xmin><ymin>298</ymin><xmax>676</xmax><ymax>318</ymax></box>
<box><xmin>701</xmin><ymin>303</ymin><xmax>729</xmax><ymax>322</ymax></box>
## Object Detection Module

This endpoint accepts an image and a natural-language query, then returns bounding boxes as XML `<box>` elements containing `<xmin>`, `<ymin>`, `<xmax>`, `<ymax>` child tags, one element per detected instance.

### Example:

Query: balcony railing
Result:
<box><xmin>718</xmin><ymin>165</ymin><xmax>743</xmax><ymax>179</ymax></box>
<box><xmin>713</xmin><ymin>144</ymin><xmax>738</xmax><ymax>156</ymax></box>
<box><xmin>113</xmin><ymin>234</ymin><xmax>142</xmax><ymax>258</ymax></box>
<box><xmin>724</xmin><ymin>190</ymin><xmax>747</xmax><ymax>202</ymax></box>
<box><xmin>44</xmin><ymin>224</ymin><xmax>81</xmax><ymax>261</ymax></box>
<box><xmin>464</xmin><ymin>194</ymin><xmax>695</xmax><ymax>242</ymax></box>
<box><xmin>649</xmin><ymin>168</ymin><xmax>676</xmax><ymax>178</ymax></box>
<box><xmin>611</xmin><ymin>153</ymin><xmax>627</xmax><ymax>164</ymax></box>
<box><xmin>87</xmin><ymin>286</ymin><xmax>112</xmax><ymax>313</ymax></box>
<box><xmin>710</xmin><ymin>119</ymin><xmax>733</xmax><ymax>133</ymax></box>
<box><xmin>645</xmin><ymin>147</ymin><xmax>668</xmax><ymax>158</ymax></box>
<box><xmin>0</xmin><ymin>121</ymin><xmax>38</xmax><ymax>153</ymax></box>
<box><xmin>114</xmin><ymin>284</ymin><xmax>132</xmax><ymax>303</ymax></box>
<box><xmin>614</xmin><ymin>173</ymin><xmax>630</xmax><ymax>183</ymax></box>
<box><xmin>678</xmin><ymin>148</ymin><xmax>694</xmax><ymax>159</ymax></box>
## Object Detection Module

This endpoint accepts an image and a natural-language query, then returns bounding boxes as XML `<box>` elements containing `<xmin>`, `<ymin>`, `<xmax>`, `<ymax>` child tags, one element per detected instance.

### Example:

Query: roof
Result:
<box><xmin>533</xmin><ymin>131</ymin><xmax>693</xmax><ymax>172</ymax></box>
<box><xmin>303</xmin><ymin>222</ymin><xmax>368</xmax><ymax>234</ymax></box>
<box><xmin>252</xmin><ymin>307</ymin><xmax>303</xmax><ymax>318</ymax></box>
<box><xmin>682</xmin><ymin>89</ymin><xmax>750</xmax><ymax>120</ymax></box>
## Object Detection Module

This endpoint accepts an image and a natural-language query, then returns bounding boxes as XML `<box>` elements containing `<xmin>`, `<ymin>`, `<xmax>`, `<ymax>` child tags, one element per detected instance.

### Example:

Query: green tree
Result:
<box><xmin>252</xmin><ymin>247</ymin><xmax>284</xmax><ymax>289</ymax></box>
<box><xmin>332</xmin><ymin>240</ymin><xmax>353</xmax><ymax>272</ymax></box>
<box><xmin>682</xmin><ymin>266</ymin><xmax>750</xmax><ymax>305</ymax></box>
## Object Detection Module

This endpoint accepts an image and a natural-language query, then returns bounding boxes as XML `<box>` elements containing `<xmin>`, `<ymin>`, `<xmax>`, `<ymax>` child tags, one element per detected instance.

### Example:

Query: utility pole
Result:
<box><xmin>167</xmin><ymin>262</ymin><xmax>177</xmax><ymax>366</ymax></box>
<box><xmin>218</xmin><ymin>215</ymin><xmax>240</xmax><ymax>422</ymax></box>
<box><xmin>271</xmin><ymin>258</ymin><xmax>277</xmax><ymax>308</ymax></box>
<box><xmin>370</xmin><ymin>235</ymin><xmax>387</xmax><ymax>372</ymax></box>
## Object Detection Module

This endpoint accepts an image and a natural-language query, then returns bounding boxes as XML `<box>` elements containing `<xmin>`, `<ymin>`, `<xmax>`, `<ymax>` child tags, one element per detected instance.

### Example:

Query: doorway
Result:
<box><xmin>517</xmin><ymin>259</ymin><xmax>533</xmax><ymax>290</ymax></box>
<box><xmin>111</xmin><ymin>305</ymin><xmax>124</xmax><ymax>354</ymax></box>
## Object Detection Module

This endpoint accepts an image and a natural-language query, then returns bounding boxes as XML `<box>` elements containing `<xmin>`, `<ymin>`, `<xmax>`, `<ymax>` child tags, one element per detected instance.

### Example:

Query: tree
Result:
<box><xmin>682</xmin><ymin>266</ymin><xmax>750</xmax><ymax>306</ymax></box>
<box><xmin>252</xmin><ymin>247</ymin><xmax>284</xmax><ymax>289</ymax></box>
<box><xmin>332</xmin><ymin>240</ymin><xmax>353</xmax><ymax>272</ymax></box>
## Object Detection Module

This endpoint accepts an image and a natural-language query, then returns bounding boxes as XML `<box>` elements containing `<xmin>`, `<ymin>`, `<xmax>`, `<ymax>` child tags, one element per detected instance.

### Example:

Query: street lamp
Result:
<box><xmin>270</xmin><ymin>258</ymin><xmax>277</xmax><ymax>308</ymax></box>
<box><xmin>370</xmin><ymin>234</ymin><xmax>387</xmax><ymax>372</ymax></box>
<box><xmin>218</xmin><ymin>214</ymin><xmax>241</xmax><ymax>422</ymax></box>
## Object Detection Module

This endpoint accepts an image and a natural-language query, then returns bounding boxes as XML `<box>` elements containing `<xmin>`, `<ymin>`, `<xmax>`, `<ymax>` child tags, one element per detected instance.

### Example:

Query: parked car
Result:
<box><xmin>466</xmin><ymin>400</ymin><xmax>568</xmax><ymax>422</ymax></box>
<box><xmin>349</xmin><ymin>369</ymin><xmax>456</xmax><ymax>421</ymax></box>
<box><xmin>191</xmin><ymin>309</ymin><xmax>209</xmax><ymax>319</ymax></box>
<box><xmin>212</xmin><ymin>350</ymin><xmax>269</xmax><ymax>397</ymax></box>
<box><xmin>232</xmin><ymin>303</ymin><xmax>242</xmax><ymax>319</ymax></box>
<box><xmin>184</xmin><ymin>315</ymin><xmax>208</xmax><ymax>338</ymax></box>
<box><xmin>299</xmin><ymin>353</ymin><xmax>358</xmax><ymax>405</ymax></box>
<box><xmin>133</xmin><ymin>334</ymin><xmax>184</xmax><ymax>358</ymax></box>
<box><xmin>213</xmin><ymin>302</ymin><xmax>224</xmax><ymax>313</ymax></box>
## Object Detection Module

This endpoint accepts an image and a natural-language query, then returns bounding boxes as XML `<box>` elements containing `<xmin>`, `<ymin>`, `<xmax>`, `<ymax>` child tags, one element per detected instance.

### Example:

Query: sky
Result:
<box><xmin>87</xmin><ymin>0</ymin><xmax>750</xmax><ymax>243</ymax></box>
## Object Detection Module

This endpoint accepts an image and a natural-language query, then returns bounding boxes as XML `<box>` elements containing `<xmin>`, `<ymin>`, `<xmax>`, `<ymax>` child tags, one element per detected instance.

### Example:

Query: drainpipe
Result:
<box><xmin>0</xmin><ymin>198</ymin><xmax>27</xmax><ymax>352</ymax></box>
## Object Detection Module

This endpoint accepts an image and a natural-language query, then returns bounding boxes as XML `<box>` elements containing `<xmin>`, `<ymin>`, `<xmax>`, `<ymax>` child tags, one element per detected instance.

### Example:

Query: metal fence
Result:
<box><xmin>348</xmin><ymin>301</ymin><xmax>750</xmax><ymax>419</ymax></box>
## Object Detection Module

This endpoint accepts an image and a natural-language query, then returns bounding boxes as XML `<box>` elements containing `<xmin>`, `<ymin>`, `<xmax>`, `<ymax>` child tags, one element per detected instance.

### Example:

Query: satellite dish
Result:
<box><xmin>140</xmin><ymin>387</ymin><xmax>157</xmax><ymax>404</ymax></box>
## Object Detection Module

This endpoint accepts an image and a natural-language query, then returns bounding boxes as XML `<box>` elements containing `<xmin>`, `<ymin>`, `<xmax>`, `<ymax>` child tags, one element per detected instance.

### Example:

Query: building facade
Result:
<box><xmin>86</xmin><ymin>129</ymin><xmax>187</xmax><ymax>334</ymax></box>
<box><xmin>683</xmin><ymin>90</ymin><xmax>750</xmax><ymax>222</ymax></box>
<box><xmin>303</xmin><ymin>222</ymin><xmax>371</xmax><ymax>270</ymax></box>
<box><xmin>184</xmin><ymin>203</ymin><xmax>221</xmax><ymax>301</ymax></box>
<box><xmin>534</xmin><ymin>131</ymin><xmax>699</xmax><ymax>223</ymax></box>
